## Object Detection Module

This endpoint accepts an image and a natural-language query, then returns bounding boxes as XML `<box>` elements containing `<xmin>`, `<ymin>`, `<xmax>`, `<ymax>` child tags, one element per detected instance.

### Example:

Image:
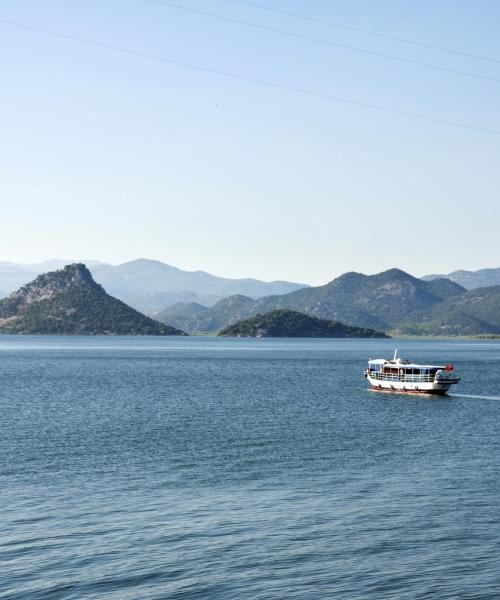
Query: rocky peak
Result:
<box><xmin>6</xmin><ymin>264</ymin><xmax>101</xmax><ymax>310</ymax></box>
<box><xmin>0</xmin><ymin>263</ymin><xmax>186</xmax><ymax>335</ymax></box>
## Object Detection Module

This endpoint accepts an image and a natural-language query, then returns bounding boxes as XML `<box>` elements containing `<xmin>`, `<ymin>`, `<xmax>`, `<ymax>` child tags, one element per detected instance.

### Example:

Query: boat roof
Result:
<box><xmin>368</xmin><ymin>358</ymin><xmax>448</xmax><ymax>369</ymax></box>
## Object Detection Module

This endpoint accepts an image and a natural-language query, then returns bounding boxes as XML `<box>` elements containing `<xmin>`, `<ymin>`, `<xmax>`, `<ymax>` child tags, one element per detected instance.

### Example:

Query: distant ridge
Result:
<box><xmin>0</xmin><ymin>264</ymin><xmax>186</xmax><ymax>336</ymax></box>
<box><xmin>423</xmin><ymin>267</ymin><xmax>500</xmax><ymax>290</ymax></box>
<box><xmin>218</xmin><ymin>309</ymin><xmax>389</xmax><ymax>338</ymax></box>
<box><xmin>90</xmin><ymin>259</ymin><xmax>308</xmax><ymax>313</ymax></box>
<box><xmin>395</xmin><ymin>285</ymin><xmax>500</xmax><ymax>336</ymax></box>
<box><xmin>0</xmin><ymin>258</ymin><xmax>308</xmax><ymax>313</ymax></box>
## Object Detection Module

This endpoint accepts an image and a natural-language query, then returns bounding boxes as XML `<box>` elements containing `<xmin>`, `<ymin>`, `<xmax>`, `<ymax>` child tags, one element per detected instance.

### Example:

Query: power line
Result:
<box><xmin>143</xmin><ymin>0</ymin><xmax>500</xmax><ymax>85</ymax></box>
<box><xmin>229</xmin><ymin>0</ymin><xmax>500</xmax><ymax>65</ymax></box>
<box><xmin>0</xmin><ymin>17</ymin><xmax>498</xmax><ymax>135</ymax></box>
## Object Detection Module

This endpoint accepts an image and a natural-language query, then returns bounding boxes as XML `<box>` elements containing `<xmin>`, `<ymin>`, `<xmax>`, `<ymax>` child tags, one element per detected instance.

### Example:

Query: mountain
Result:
<box><xmin>156</xmin><ymin>295</ymin><xmax>256</xmax><ymax>334</ymax></box>
<box><xmin>157</xmin><ymin>269</ymin><xmax>466</xmax><ymax>334</ymax></box>
<box><xmin>0</xmin><ymin>260</ymin><xmax>107</xmax><ymax>300</ymax></box>
<box><xmin>218</xmin><ymin>310</ymin><xmax>389</xmax><ymax>338</ymax></box>
<box><xmin>249</xmin><ymin>269</ymin><xmax>465</xmax><ymax>330</ymax></box>
<box><xmin>395</xmin><ymin>285</ymin><xmax>500</xmax><ymax>336</ymax></box>
<box><xmin>0</xmin><ymin>264</ymin><xmax>186</xmax><ymax>336</ymax></box>
<box><xmin>0</xmin><ymin>259</ymin><xmax>308</xmax><ymax>312</ymax></box>
<box><xmin>422</xmin><ymin>268</ymin><xmax>500</xmax><ymax>290</ymax></box>
<box><xmin>89</xmin><ymin>259</ymin><xmax>308</xmax><ymax>313</ymax></box>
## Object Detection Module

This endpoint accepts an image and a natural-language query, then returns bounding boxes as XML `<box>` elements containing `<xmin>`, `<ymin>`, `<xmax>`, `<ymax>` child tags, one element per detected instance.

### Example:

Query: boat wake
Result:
<box><xmin>449</xmin><ymin>393</ymin><xmax>500</xmax><ymax>401</ymax></box>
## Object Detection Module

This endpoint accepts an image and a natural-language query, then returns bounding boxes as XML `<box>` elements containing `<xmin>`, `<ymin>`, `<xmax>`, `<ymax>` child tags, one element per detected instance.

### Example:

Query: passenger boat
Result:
<box><xmin>364</xmin><ymin>349</ymin><xmax>460</xmax><ymax>394</ymax></box>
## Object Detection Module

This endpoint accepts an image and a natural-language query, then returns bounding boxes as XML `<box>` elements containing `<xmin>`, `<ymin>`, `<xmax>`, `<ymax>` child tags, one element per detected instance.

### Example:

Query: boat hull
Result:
<box><xmin>366</xmin><ymin>375</ymin><xmax>455</xmax><ymax>395</ymax></box>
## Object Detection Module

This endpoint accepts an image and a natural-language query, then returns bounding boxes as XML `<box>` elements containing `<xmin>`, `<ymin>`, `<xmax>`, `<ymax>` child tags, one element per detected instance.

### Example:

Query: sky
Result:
<box><xmin>1</xmin><ymin>0</ymin><xmax>499</xmax><ymax>285</ymax></box>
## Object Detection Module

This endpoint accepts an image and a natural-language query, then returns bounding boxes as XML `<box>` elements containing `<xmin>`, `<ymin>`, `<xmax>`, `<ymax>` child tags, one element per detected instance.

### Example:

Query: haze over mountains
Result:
<box><xmin>3</xmin><ymin>259</ymin><xmax>500</xmax><ymax>315</ymax></box>
<box><xmin>0</xmin><ymin>259</ymin><xmax>307</xmax><ymax>314</ymax></box>
<box><xmin>90</xmin><ymin>260</ymin><xmax>308</xmax><ymax>313</ymax></box>
<box><xmin>423</xmin><ymin>268</ymin><xmax>500</xmax><ymax>290</ymax></box>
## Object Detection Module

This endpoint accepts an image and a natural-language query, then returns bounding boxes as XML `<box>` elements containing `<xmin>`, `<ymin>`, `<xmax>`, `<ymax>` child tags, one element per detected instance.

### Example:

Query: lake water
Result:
<box><xmin>1</xmin><ymin>336</ymin><xmax>500</xmax><ymax>599</ymax></box>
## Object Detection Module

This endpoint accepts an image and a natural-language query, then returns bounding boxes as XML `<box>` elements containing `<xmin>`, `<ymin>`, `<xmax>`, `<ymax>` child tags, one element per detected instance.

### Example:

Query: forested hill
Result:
<box><xmin>0</xmin><ymin>264</ymin><xmax>186</xmax><ymax>336</ymax></box>
<box><xmin>218</xmin><ymin>310</ymin><xmax>389</xmax><ymax>338</ymax></box>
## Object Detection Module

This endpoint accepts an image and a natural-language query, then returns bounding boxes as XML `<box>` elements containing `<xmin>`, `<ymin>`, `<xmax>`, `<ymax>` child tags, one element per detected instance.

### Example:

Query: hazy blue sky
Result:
<box><xmin>1</xmin><ymin>0</ymin><xmax>499</xmax><ymax>284</ymax></box>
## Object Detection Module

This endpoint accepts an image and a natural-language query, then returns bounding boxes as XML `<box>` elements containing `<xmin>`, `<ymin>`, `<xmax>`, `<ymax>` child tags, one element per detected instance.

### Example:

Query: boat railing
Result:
<box><xmin>369</xmin><ymin>372</ymin><xmax>438</xmax><ymax>383</ymax></box>
<box><xmin>403</xmin><ymin>374</ymin><xmax>438</xmax><ymax>382</ymax></box>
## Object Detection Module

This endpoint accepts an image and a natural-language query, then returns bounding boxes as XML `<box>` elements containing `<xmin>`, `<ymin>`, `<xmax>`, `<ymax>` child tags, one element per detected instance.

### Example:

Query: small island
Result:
<box><xmin>218</xmin><ymin>309</ymin><xmax>389</xmax><ymax>338</ymax></box>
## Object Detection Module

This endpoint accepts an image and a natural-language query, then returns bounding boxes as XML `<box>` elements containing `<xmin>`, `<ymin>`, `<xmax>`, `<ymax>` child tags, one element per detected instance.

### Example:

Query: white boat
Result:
<box><xmin>364</xmin><ymin>349</ymin><xmax>461</xmax><ymax>395</ymax></box>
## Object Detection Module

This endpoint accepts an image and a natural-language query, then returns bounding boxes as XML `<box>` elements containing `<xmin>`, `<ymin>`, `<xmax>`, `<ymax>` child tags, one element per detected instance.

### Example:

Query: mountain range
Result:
<box><xmin>3</xmin><ymin>260</ymin><xmax>500</xmax><ymax>336</ymax></box>
<box><xmin>3</xmin><ymin>259</ymin><xmax>500</xmax><ymax>316</ymax></box>
<box><xmin>395</xmin><ymin>285</ymin><xmax>500</xmax><ymax>336</ymax></box>
<box><xmin>0</xmin><ymin>264</ymin><xmax>185</xmax><ymax>335</ymax></box>
<box><xmin>156</xmin><ymin>269</ymin><xmax>500</xmax><ymax>336</ymax></box>
<box><xmin>422</xmin><ymin>268</ymin><xmax>500</xmax><ymax>290</ymax></box>
<box><xmin>0</xmin><ymin>259</ymin><xmax>307</xmax><ymax>314</ymax></box>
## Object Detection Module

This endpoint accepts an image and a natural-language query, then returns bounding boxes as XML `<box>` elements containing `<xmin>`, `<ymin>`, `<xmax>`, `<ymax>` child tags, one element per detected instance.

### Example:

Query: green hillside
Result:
<box><xmin>157</xmin><ymin>295</ymin><xmax>256</xmax><ymax>334</ymax></box>
<box><xmin>218</xmin><ymin>309</ymin><xmax>389</xmax><ymax>338</ymax></box>
<box><xmin>157</xmin><ymin>269</ymin><xmax>466</xmax><ymax>334</ymax></box>
<box><xmin>396</xmin><ymin>285</ymin><xmax>500</xmax><ymax>336</ymax></box>
<box><xmin>0</xmin><ymin>264</ymin><xmax>186</xmax><ymax>336</ymax></box>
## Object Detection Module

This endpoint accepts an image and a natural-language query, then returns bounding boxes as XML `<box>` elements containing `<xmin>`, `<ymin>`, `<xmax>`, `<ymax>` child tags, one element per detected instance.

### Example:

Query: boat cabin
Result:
<box><xmin>367</xmin><ymin>358</ymin><xmax>454</xmax><ymax>382</ymax></box>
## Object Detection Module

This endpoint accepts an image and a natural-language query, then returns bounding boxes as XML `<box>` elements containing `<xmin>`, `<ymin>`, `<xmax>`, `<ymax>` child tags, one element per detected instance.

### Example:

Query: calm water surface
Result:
<box><xmin>1</xmin><ymin>336</ymin><xmax>500</xmax><ymax>599</ymax></box>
